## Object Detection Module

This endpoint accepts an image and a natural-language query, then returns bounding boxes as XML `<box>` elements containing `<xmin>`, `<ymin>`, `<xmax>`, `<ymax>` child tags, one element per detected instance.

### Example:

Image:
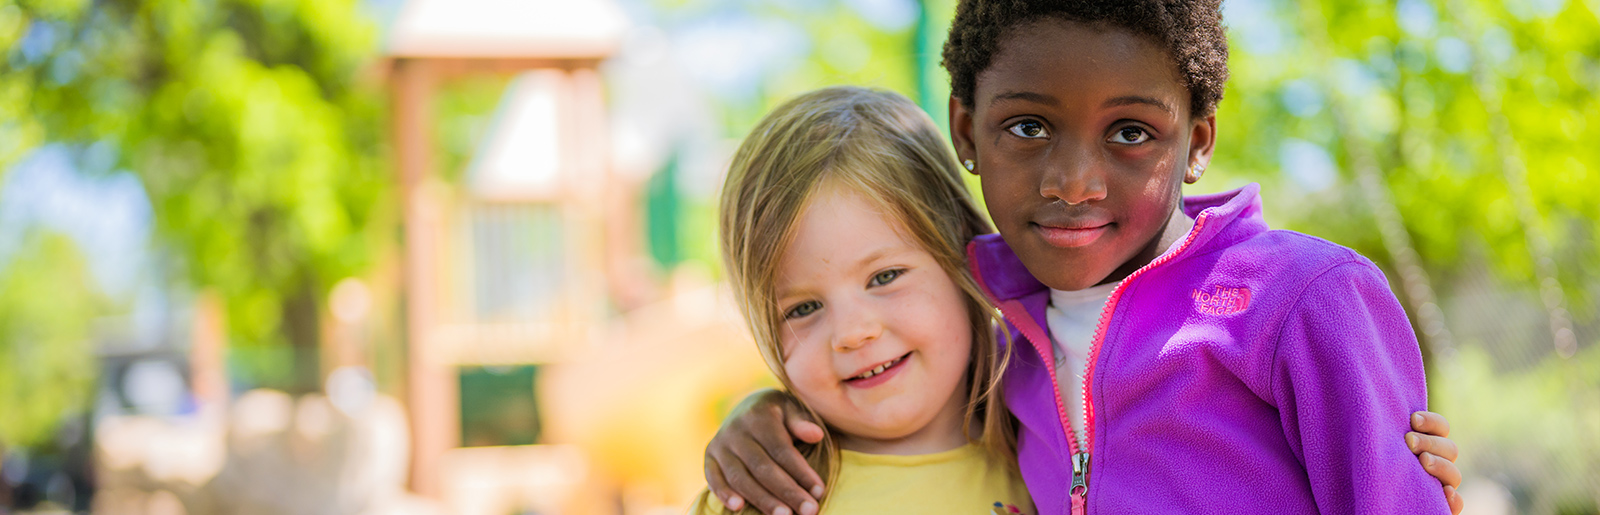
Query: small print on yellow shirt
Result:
<box><xmin>692</xmin><ymin>444</ymin><xmax>1034</xmax><ymax>515</ymax></box>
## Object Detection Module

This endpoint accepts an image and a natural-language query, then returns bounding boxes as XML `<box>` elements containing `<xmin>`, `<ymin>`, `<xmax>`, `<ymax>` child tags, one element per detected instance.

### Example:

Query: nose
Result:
<box><xmin>830</xmin><ymin>298</ymin><xmax>883</xmax><ymax>353</ymax></box>
<box><xmin>1038</xmin><ymin>142</ymin><xmax>1108</xmax><ymax>205</ymax></box>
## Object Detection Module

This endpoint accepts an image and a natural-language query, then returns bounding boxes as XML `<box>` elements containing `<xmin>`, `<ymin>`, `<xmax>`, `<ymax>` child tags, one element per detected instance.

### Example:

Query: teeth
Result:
<box><xmin>854</xmin><ymin>356</ymin><xmax>903</xmax><ymax>380</ymax></box>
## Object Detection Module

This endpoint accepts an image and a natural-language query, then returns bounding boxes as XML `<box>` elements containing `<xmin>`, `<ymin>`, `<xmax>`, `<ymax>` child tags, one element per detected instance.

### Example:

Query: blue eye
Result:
<box><xmin>1109</xmin><ymin>126</ymin><xmax>1150</xmax><ymax>144</ymax></box>
<box><xmin>869</xmin><ymin>269</ymin><xmax>905</xmax><ymax>287</ymax></box>
<box><xmin>1007</xmin><ymin>120</ymin><xmax>1050</xmax><ymax>139</ymax></box>
<box><xmin>785</xmin><ymin>301</ymin><xmax>821</xmax><ymax>320</ymax></box>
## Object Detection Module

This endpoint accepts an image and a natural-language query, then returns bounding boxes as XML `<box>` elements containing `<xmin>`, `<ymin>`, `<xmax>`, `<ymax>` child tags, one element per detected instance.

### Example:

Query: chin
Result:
<box><xmin>847</xmin><ymin>422</ymin><xmax>922</xmax><ymax>442</ymax></box>
<box><xmin>1056</xmin><ymin>262</ymin><xmax>1118</xmax><ymax>289</ymax></box>
<box><xmin>1019</xmin><ymin>246</ymin><xmax>1107</xmax><ymax>291</ymax></box>
<box><xmin>1041</xmin><ymin>275</ymin><xmax>1095</xmax><ymax>292</ymax></box>
<box><xmin>843</xmin><ymin>408</ymin><xmax>931</xmax><ymax>439</ymax></box>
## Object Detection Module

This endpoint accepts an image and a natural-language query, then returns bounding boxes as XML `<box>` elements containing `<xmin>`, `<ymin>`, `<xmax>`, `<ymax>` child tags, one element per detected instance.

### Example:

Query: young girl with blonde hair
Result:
<box><xmin>694</xmin><ymin>86</ymin><xmax>1033</xmax><ymax>514</ymax></box>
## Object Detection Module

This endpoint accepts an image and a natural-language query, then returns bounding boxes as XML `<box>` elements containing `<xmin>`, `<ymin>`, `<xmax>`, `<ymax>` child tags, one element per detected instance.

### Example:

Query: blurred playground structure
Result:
<box><xmin>2</xmin><ymin>0</ymin><xmax>1599</xmax><ymax>514</ymax></box>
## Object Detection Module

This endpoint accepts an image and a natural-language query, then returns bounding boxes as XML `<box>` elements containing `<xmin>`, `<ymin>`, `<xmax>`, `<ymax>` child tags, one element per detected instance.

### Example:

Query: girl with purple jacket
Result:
<box><xmin>704</xmin><ymin>1</ymin><xmax>1464</xmax><ymax>514</ymax></box>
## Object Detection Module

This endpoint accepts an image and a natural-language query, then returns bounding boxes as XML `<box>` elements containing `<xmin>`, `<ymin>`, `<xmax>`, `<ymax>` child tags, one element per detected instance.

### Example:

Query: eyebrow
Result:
<box><xmin>1102</xmin><ymin>95</ymin><xmax>1174</xmax><ymax>114</ymax></box>
<box><xmin>989</xmin><ymin>90</ymin><xmax>1059</xmax><ymax>108</ymax></box>
<box><xmin>853</xmin><ymin>246</ymin><xmax>899</xmax><ymax>270</ymax></box>
<box><xmin>989</xmin><ymin>91</ymin><xmax>1175</xmax><ymax>115</ymax></box>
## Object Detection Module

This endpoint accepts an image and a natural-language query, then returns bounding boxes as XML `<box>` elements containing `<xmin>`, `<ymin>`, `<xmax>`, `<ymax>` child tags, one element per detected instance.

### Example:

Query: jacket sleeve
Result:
<box><xmin>1270</xmin><ymin>260</ymin><xmax>1450</xmax><ymax>514</ymax></box>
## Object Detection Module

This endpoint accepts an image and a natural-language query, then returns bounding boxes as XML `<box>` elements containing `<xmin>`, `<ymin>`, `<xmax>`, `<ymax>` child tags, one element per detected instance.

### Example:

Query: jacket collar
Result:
<box><xmin>968</xmin><ymin>183</ymin><xmax>1268</xmax><ymax>302</ymax></box>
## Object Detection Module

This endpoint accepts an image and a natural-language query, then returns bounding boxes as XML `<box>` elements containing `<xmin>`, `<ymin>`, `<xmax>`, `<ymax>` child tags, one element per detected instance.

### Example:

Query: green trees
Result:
<box><xmin>1212</xmin><ymin>0</ymin><xmax>1599</xmax><ymax>318</ymax></box>
<box><xmin>0</xmin><ymin>233</ymin><xmax>102</xmax><ymax>447</ymax></box>
<box><xmin>1</xmin><ymin>0</ymin><xmax>388</xmax><ymax>402</ymax></box>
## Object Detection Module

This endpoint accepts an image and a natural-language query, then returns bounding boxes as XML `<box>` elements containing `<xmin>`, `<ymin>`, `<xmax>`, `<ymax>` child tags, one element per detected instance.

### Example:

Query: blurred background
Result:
<box><xmin>0</xmin><ymin>0</ymin><xmax>1595</xmax><ymax>513</ymax></box>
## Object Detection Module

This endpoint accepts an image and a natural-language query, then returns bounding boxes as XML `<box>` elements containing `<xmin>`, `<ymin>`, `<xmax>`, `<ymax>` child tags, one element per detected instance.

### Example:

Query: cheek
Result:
<box><xmin>780</xmin><ymin>339</ymin><xmax>835</xmax><ymax>394</ymax></box>
<box><xmin>1137</xmin><ymin>168</ymin><xmax>1180</xmax><ymax>210</ymax></box>
<box><xmin>980</xmin><ymin>173</ymin><xmax>1030</xmax><ymax>227</ymax></box>
<box><xmin>1125</xmin><ymin>152</ymin><xmax>1184</xmax><ymax>217</ymax></box>
<box><xmin>976</xmin><ymin>148</ymin><xmax>1032</xmax><ymax>196</ymax></box>
<box><xmin>897</xmin><ymin>281</ymin><xmax>975</xmax><ymax>363</ymax></box>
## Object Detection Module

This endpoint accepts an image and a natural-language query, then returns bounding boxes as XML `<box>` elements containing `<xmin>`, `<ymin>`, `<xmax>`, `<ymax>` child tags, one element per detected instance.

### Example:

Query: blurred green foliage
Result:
<box><xmin>1435</xmin><ymin>345</ymin><xmax>1600</xmax><ymax>513</ymax></box>
<box><xmin>1211</xmin><ymin>0</ymin><xmax>1600</xmax><ymax>310</ymax></box>
<box><xmin>0</xmin><ymin>0</ymin><xmax>389</xmax><ymax>397</ymax></box>
<box><xmin>0</xmin><ymin>232</ymin><xmax>103</xmax><ymax>447</ymax></box>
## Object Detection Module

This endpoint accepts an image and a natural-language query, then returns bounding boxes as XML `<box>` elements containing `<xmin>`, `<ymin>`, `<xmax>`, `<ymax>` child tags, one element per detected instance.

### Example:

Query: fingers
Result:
<box><xmin>704</xmin><ymin>454</ymin><xmax>744</xmax><ymax>511</ymax></box>
<box><xmin>786</xmin><ymin>411</ymin><xmax>826</xmax><ymax>445</ymax></box>
<box><xmin>1411</xmin><ymin>411</ymin><xmax>1451</xmax><ymax>438</ymax></box>
<box><xmin>703</xmin><ymin>389</ymin><xmax>823</xmax><ymax>515</ymax></box>
<box><xmin>779</xmin><ymin>388</ymin><xmax>824</xmax><ymax>444</ymax></box>
<box><xmin>1406</xmin><ymin>412</ymin><xmax>1462</xmax><ymax>493</ymax></box>
<box><xmin>1406</xmin><ymin>432</ymin><xmax>1460</xmax><ymax>463</ymax></box>
<box><xmin>734</xmin><ymin>413</ymin><xmax>821</xmax><ymax>515</ymax></box>
<box><xmin>717</xmin><ymin>452</ymin><xmax>797</xmax><ymax>515</ymax></box>
<box><xmin>775</xmin><ymin>404</ymin><xmax>826</xmax><ymax>496</ymax></box>
<box><xmin>756</xmin><ymin>427</ymin><xmax>825</xmax><ymax>500</ymax></box>
<box><xmin>1445</xmin><ymin>485</ymin><xmax>1463</xmax><ymax>515</ymax></box>
<box><xmin>1419</xmin><ymin>452</ymin><xmax>1463</xmax><ymax>490</ymax></box>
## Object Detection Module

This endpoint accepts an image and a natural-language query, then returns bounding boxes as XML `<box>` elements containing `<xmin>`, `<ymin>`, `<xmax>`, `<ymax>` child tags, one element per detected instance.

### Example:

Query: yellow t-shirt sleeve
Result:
<box><xmin>688</xmin><ymin>490</ymin><xmax>731</xmax><ymax>515</ymax></box>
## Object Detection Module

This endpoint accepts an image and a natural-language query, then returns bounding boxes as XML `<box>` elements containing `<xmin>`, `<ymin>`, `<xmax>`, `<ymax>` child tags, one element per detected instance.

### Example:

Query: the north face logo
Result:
<box><xmin>1193</xmin><ymin>286</ymin><xmax>1251</xmax><ymax>315</ymax></box>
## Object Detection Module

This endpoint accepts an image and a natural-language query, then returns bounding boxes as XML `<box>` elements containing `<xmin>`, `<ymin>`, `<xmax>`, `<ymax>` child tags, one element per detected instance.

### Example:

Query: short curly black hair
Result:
<box><xmin>941</xmin><ymin>0</ymin><xmax>1229</xmax><ymax>117</ymax></box>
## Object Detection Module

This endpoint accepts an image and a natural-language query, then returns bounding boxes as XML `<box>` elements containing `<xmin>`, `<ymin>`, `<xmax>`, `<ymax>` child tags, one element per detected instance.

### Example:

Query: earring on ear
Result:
<box><xmin>1186</xmin><ymin>162</ymin><xmax>1207</xmax><ymax>183</ymax></box>
<box><xmin>963</xmin><ymin>159</ymin><xmax>976</xmax><ymax>172</ymax></box>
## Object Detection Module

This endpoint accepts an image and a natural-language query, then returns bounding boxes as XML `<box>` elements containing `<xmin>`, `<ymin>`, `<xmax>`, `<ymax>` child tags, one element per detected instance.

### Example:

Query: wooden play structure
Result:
<box><xmin>383</xmin><ymin>2</ymin><xmax>775</xmax><ymax>513</ymax></box>
<box><xmin>383</xmin><ymin>0</ymin><xmax>626</xmax><ymax>506</ymax></box>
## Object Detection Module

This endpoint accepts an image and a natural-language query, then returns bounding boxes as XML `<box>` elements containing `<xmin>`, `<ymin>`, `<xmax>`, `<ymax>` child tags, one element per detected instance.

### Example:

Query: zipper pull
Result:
<box><xmin>1069</xmin><ymin>451</ymin><xmax>1090</xmax><ymax>514</ymax></box>
<box><xmin>1070</xmin><ymin>452</ymin><xmax>1090</xmax><ymax>497</ymax></box>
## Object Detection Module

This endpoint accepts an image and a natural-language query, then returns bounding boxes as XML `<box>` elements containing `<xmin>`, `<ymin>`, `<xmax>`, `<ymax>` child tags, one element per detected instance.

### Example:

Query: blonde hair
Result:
<box><xmin>707</xmin><ymin>86</ymin><xmax>1014</xmax><ymax>513</ymax></box>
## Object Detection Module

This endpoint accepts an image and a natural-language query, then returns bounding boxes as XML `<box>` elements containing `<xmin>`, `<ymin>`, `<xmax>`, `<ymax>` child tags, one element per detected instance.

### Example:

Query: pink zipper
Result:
<box><xmin>972</xmin><ymin>210</ymin><xmax>1214</xmax><ymax>515</ymax></box>
<box><xmin>991</xmin><ymin>298</ymin><xmax>1079</xmax><ymax>453</ymax></box>
<box><xmin>1073</xmin><ymin>211</ymin><xmax>1212</xmax><ymax>513</ymax></box>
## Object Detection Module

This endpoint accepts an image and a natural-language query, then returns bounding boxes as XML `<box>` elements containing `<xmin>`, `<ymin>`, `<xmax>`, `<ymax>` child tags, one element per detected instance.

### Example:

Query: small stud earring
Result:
<box><xmin>1186</xmin><ymin>162</ymin><xmax>1207</xmax><ymax>183</ymax></box>
<box><xmin>963</xmin><ymin>159</ymin><xmax>975</xmax><ymax>171</ymax></box>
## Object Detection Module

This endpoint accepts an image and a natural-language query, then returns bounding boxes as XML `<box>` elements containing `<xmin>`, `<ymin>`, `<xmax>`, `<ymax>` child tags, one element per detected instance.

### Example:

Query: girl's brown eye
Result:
<box><xmin>1109</xmin><ymin>126</ymin><xmax>1150</xmax><ymax>144</ymax></box>
<box><xmin>1008</xmin><ymin>120</ymin><xmax>1049</xmax><ymax>139</ymax></box>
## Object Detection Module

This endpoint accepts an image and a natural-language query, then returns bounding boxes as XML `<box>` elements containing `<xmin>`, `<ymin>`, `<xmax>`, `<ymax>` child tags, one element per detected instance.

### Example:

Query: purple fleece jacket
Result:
<box><xmin>968</xmin><ymin>184</ymin><xmax>1449</xmax><ymax>514</ymax></box>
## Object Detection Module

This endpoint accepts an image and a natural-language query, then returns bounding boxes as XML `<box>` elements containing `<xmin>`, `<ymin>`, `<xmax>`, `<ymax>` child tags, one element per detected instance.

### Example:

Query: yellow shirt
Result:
<box><xmin>693</xmin><ymin>444</ymin><xmax>1034</xmax><ymax>515</ymax></box>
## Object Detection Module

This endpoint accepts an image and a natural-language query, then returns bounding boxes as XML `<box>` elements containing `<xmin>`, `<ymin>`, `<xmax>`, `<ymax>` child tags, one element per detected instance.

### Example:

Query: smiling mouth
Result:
<box><xmin>846</xmin><ymin>352</ymin><xmax>911</xmax><ymax>382</ymax></box>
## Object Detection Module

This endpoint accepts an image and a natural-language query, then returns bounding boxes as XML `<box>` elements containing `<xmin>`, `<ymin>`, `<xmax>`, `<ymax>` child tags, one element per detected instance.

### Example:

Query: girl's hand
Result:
<box><xmin>1407</xmin><ymin>411</ymin><xmax>1463</xmax><ymax>514</ymax></box>
<box><xmin>705</xmin><ymin>389</ymin><xmax>827</xmax><ymax>515</ymax></box>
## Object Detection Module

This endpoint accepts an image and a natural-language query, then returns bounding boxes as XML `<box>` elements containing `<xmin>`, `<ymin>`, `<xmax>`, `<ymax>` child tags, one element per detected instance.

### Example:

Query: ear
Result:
<box><xmin>1184</xmin><ymin>114</ymin><xmax>1217</xmax><ymax>184</ymax></box>
<box><xmin>948</xmin><ymin>95</ymin><xmax>979</xmax><ymax>176</ymax></box>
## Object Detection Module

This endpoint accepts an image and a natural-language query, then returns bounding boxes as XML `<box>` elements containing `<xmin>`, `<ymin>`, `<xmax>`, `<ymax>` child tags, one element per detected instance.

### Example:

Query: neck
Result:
<box><xmin>834</xmin><ymin>377</ymin><xmax>971</xmax><ymax>455</ymax></box>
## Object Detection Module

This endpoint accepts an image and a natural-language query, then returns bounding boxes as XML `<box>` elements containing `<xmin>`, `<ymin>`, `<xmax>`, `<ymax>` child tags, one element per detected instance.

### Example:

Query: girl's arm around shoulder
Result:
<box><xmin>1269</xmin><ymin>259</ymin><xmax>1452</xmax><ymax>514</ymax></box>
